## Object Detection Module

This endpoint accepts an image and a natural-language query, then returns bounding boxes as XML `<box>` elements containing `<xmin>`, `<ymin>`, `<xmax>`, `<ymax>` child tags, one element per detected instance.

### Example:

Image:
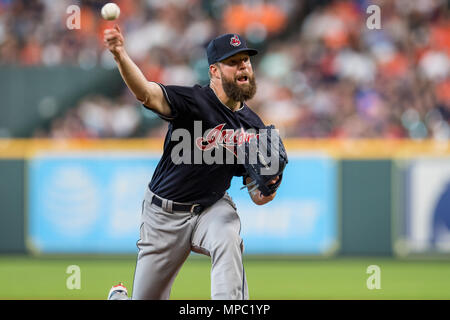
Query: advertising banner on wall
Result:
<box><xmin>399</xmin><ymin>158</ymin><xmax>450</xmax><ymax>255</ymax></box>
<box><xmin>28</xmin><ymin>152</ymin><xmax>158</xmax><ymax>253</ymax></box>
<box><xmin>28</xmin><ymin>152</ymin><xmax>338</xmax><ymax>255</ymax></box>
<box><xmin>227</xmin><ymin>153</ymin><xmax>338</xmax><ymax>255</ymax></box>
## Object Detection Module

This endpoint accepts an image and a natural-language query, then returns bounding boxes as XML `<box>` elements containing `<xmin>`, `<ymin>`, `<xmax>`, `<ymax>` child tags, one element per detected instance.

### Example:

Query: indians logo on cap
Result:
<box><xmin>230</xmin><ymin>35</ymin><xmax>241</xmax><ymax>47</ymax></box>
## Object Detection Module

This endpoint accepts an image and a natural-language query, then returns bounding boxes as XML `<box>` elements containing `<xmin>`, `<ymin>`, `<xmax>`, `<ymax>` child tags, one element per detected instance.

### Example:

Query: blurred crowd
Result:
<box><xmin>1</xmin><ymin>0</ymin><xmax>449</xmax><ymax>139</ymax></box>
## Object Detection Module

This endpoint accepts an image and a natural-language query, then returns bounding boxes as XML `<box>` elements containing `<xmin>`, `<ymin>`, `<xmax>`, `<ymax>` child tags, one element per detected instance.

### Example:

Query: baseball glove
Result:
<box><xmin>239</xmin><ymin>125</ymin><xmax>288</xmax><ymax>196</ymax></box>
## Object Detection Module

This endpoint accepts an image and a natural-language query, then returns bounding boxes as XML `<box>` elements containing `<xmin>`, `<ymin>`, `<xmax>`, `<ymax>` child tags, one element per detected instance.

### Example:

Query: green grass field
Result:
<box><xmin>1</xmin><ymin>255</ymin><xmax>449</xmax><ymax>300</ymax></box>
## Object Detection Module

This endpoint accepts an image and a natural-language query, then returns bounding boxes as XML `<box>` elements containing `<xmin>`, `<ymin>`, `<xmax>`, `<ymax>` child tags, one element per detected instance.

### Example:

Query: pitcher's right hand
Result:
<box><xmin>104</xmin><ymin>24</ymin><xmax>125</xmax><ymax>58</ymax></box>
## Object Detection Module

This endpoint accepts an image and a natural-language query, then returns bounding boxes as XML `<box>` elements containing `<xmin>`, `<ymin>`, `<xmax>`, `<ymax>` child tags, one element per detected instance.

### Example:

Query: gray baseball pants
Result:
<box><xmin>130</xmin><ymin>188</ymin><xmax>249</xmax><ymax>300</ymax></box>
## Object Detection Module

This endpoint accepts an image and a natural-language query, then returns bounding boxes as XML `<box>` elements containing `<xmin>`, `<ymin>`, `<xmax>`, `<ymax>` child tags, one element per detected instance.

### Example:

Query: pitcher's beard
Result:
<box><xmin>221</xmin><ymin>73</ymin><xmax>257</xmax><ymax>102</ymax></box>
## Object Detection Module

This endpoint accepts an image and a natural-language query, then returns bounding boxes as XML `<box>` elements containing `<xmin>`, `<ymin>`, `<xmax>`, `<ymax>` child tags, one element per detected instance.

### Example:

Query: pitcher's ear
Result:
<box><xmin>209</xmin><ymin>63</ymin><xmax>221</xmax><ymax>79</ymax></box>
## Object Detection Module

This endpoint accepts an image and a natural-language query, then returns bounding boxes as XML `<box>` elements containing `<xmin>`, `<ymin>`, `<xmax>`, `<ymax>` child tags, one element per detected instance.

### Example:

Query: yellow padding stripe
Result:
<box><xmin>0</xmin><ymin>138</ymin><xmax>450</xmax><ymax>159</ymax></box>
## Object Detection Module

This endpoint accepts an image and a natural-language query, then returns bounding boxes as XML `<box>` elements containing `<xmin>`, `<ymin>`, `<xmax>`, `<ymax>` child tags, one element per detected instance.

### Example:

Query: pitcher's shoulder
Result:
<box><xmin>240</xmin><ymin>103</ymin><xmax>266</xmax><ymax>127</ymax></box>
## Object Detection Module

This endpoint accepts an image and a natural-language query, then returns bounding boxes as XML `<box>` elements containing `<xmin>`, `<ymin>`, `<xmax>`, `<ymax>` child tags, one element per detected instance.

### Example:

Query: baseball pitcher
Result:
<box><xmin>104</xmin><ymin>25</ymin><xmax>287</xmax><ymax>300</ymax></box>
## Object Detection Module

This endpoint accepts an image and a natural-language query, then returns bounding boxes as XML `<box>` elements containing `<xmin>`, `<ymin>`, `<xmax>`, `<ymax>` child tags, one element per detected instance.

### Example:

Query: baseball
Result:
<box><xmin>101</xmin><ymin>3</ymin><xmax>121</xmax><ymax>21</ymax></box>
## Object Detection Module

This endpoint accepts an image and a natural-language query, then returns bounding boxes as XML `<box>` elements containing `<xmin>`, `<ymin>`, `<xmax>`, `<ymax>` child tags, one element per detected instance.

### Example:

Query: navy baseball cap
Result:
<box><xmin>206</xmin><ymin>34</ymin><xmax>258</xmax><ymax>65</ymax></box>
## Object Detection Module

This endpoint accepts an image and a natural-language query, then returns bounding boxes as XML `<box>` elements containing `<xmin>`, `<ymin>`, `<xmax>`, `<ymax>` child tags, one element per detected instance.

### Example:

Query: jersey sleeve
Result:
<box><xmin>143</xmin><ymin>83</ymin><xmax>196</xmax><ymax>121</ymax></box>
<box><xmin>236</xmin><ymin>165</ymin><xmax>250</xmax><ymax>186</ymax></box>
<box><xmin>247</xmin><ymin>106</ymin><xmax>266</xmax><ymax>129</ymax></box>
<box><xmin>234</xmin><ymin>164</ymin><xmax>247</xmax><ymax>177</ymax></box>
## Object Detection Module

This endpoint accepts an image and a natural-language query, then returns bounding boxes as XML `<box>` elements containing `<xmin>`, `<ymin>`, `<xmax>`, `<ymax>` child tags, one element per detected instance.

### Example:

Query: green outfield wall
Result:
<box><xmin>339</xmin><ymin>160</ymin><xmax>393</xmax><ymax>256</ymax></box>
<box><xmin>0</xmin><ymin>159</ymin><xmax>26</xmax><ymax>253</ymax></box>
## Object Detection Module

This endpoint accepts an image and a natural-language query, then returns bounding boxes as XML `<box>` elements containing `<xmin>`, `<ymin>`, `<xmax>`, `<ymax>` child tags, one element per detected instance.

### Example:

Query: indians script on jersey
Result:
<box><xmin>171</xmin><ymin>121</ymin><xmax>279</xmax><ymax>174</ymax></box>
<box><xmin>195</xmin><ymin>123</ymin><xmax>259</xmax><ymax>157</ymax></box>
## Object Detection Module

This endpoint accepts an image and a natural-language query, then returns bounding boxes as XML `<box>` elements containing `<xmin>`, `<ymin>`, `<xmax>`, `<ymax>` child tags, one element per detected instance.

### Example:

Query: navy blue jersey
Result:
<box><xmin>143</xmin><ymin>83</ymin><xmax>265</xmax><ymax>208</ymax></box>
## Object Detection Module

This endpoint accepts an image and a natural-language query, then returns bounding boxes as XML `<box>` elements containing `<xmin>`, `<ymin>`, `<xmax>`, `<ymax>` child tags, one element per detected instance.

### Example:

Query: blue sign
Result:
<box><xmin>28</xmin><ymin>152</ymin><xmax>337</xmax><ymax>255</ymax></box>
<box><xmin>228</xmin><ymin>153</ymin><xmax>338</xmax><ymax>254</ymax></box>
<box><xmin>28</xmin><ymin>153</ymin><xmax>158</xmax><ymax>253</ymax></box>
